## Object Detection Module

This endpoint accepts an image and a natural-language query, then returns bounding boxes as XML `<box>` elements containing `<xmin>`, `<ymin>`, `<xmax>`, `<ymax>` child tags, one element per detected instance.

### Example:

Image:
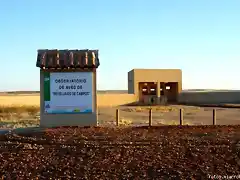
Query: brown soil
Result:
<box><xmin>0</xmin><ymin>126</ymin><xmax>240</xmax><ymax>179</ymax></box>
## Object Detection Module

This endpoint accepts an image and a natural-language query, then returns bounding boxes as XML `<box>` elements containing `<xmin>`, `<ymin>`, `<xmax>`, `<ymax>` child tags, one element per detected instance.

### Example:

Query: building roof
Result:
<box><xmin>130</xmin><ymin>69</ymin><xmax>182</xmax><ymax>72</ymax></box>
<box><xmin>36</xmin><ymin>49</ymin><xmax>100</xmax><ymax>69</ymax></box>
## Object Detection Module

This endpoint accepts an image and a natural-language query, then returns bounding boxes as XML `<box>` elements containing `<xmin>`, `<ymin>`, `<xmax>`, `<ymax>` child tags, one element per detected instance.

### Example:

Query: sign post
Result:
<box><xmin>36</xmin><ymin>49</ymin><xmax>100</xmax><ymax>128</ymax></box>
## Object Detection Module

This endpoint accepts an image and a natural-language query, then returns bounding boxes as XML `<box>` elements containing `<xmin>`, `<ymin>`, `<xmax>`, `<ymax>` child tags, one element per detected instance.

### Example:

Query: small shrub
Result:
<box><xmin>135</xmin><ymin>107</ymin><xmax>143</xmax><ymax>112</ymax></box>
<box><xmin>25</xmin><ymin>106</ymin><xmax>40</xmax><ymax>116</ymax></box>
<box><xmin>119</xmin><ymin>118</ymin><xmax>133</xmax><ymax>126</ymax></box>
<box><xmin>160</xmin><ymin>119</ymin><xmax>194</xmax><ymax>125</ymax></box>
<box><xmin>155</xmin><ymin>106</ymin><xmax>176</xmax><ymax>112</ymax></box>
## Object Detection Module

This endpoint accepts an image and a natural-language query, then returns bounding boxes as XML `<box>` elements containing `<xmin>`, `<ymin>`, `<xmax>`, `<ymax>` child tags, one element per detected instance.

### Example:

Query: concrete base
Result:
<box><xmin>40</xmin><ymin>113</ymin><xmax>98</xmax><ymax>128</ymax></box>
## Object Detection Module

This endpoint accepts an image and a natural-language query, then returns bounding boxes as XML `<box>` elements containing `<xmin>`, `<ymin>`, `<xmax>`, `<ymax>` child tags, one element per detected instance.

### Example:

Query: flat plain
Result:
<box><xmin>1</xmin><ymin>93</ymin><xmax>240</xmax><ymax>128</ymax></box>
<box><xmin>1</xmin><ymin>93</ymin><xmax>240</xmax><ymax>179</ymax></box>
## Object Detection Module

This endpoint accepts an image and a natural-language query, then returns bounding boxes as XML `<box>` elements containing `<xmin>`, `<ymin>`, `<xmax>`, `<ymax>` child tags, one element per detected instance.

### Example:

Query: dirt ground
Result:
<box><xmin>98</xmin><ymin>105</ymin><xmax>240</xmax><ymax>126</ymax></box>
<box><xmin>0</xmin><ymin>126</ymin><xmax>240</xmax><ymax>179</ymax></box>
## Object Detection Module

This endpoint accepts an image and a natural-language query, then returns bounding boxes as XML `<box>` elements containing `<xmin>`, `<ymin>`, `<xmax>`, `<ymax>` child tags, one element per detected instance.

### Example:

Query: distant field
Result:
<box><xmin>2</xmin><ymin>89</ymin><xmax>240</xmax><ymax>93</ymax></box>
<box><xmin>0</xmin><ymin>90</ymin><xmax>128</xmax><ymax>95</ymax></box>
<box><xmin>0</xmin><ymin>90</ymin><xmax>127</xmax><ymax>106</ymax></box>
<box><xmin>1</xmin><ymin>89</ymin><xmax>240</xmax><ymax>107</ymax></box>
<box><xmin>0</xmin><ymin>95</ymin><xmax>40</xmax><ymax>106</ymax></box>
<box><xmin>1</xmin><ymin>90</ymin><xmax>240</xmax><ymax>128</ymax></box>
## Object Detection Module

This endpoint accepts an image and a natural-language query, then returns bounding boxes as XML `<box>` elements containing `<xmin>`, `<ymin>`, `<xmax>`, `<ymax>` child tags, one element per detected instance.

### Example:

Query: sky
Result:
<box><xmin>0</xmin><ymin>0</ymin><xmax>239</xmax><ymax>91</ymax></box>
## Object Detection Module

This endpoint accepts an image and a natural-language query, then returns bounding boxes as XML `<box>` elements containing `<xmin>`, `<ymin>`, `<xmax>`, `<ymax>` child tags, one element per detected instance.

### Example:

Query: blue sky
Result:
<box><xmin>0</xmin><ymin>0</ymin><xmax>239</xmax><ymax>91</ymax></box>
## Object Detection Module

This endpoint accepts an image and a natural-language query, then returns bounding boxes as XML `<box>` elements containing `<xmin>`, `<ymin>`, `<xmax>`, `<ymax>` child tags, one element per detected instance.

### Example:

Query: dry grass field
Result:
<box><xmin>1</xmin><ymin>93</ymin><xmax>240</xmax><ymax>129</ymax></box>
<box><xmin>0</xmin><ymin>94</ymin><xmax>40</xmax><ymax>106</ymax></box>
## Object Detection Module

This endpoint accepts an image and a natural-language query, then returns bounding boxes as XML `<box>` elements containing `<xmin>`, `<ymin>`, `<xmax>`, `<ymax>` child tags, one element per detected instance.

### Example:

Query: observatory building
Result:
<box><xmin>128</xmin><ymin>69</ymin><xmax>182</xmax><ymax>104</ymax></box>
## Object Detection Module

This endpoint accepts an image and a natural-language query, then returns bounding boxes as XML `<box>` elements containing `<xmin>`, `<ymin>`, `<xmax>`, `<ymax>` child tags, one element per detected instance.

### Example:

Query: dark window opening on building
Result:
<box><xmin>149</xmin><ymin>86</ymin><xmax>156</xmax><ymax>95</ymax></box>
<box><xmin>160</xmin><ymin>88</ymin><xmax>164</xmax><ymax>95</ymax></box>
<box><xmin>142</xmin><ymin>87</ymin><xmax>148</xmax><ymax>95</ymax></box>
